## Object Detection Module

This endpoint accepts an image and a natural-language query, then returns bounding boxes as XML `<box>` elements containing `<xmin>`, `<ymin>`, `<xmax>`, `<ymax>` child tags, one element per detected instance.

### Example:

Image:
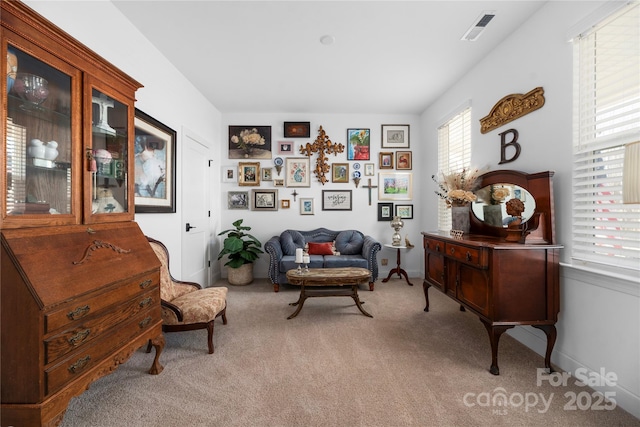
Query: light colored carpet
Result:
<box><xmin>60</xmin><ymin>278</ymin><xmax>639</xmax><ymax>427</ymax></box>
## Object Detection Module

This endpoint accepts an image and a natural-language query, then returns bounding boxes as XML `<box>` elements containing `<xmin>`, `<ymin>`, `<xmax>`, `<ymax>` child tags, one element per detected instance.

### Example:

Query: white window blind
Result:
<box><xmin>437</xmin><ymin>107</ymin><xmax>471</xmax><ymax>230</ymax></box>
<box><xmin>572</xmin><ymin>3</ymin><xmax>640</xmax><ymax>272</ymax></box>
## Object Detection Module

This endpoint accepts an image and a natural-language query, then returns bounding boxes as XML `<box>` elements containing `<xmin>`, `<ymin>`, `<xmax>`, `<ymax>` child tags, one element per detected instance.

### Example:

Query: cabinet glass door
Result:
<box><xmin>86</xmin><ymin>85</ymin><xmax>131</xmax><ymax>222</ymax></box>
<box><xmin>3</xmin><ymin>43</ymin><xmax>78</xmax><ymax>227</ymax></box>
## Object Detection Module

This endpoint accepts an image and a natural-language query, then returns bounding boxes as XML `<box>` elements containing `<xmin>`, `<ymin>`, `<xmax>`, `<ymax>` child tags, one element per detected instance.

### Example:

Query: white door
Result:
<box><xmin>181</xmin><ymin>128</ymin><xmax>210</xmax><ymax>286</ymax></box>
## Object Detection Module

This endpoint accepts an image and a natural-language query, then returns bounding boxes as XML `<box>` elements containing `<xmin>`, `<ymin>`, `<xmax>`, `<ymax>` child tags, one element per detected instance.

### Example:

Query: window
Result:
<box><xmin>437</xmin><ymin>106</ymin><xmax>471</xmax><ymax>230</ymax></box>
<box><xmin>572</xmin><ymin>3</ymin><xmax>640</xmax><ymax>273</ymax></box>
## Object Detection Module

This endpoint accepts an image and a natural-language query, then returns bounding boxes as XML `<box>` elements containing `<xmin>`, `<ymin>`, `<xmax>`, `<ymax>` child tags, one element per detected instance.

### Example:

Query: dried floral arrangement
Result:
<box><xmin>476</xmin><ymin>184</ymin><xmax>511</xmax><ymax>205</ymax></box>
<box><xmin>432</xmin><ymin>167</ymin><xmax>485</xmax><ymax>207</ymax></box>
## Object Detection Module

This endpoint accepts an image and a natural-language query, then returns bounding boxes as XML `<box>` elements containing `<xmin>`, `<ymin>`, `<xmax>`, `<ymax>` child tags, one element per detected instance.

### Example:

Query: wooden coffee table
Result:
<box><xmin>285</xmin><ymin>267</ymin><xmax>372</xmax><ymax>319</ymax></box>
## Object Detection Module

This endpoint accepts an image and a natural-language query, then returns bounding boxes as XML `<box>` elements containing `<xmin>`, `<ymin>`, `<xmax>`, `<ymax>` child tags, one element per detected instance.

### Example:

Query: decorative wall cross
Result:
<box><xmin>299</xmin><ymin>126</ymin><xmax>344</xmax><ymax>185</ymax></box>
<box><xmin>362</xmin><ymin>178</ymin><xmax>378</xmax><ymax>206</ymax></box>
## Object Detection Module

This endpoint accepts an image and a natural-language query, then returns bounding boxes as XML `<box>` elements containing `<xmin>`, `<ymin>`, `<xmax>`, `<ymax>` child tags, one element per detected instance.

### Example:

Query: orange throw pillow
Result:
<box><xmin>307</xmin><ymin>242</ymin><xmax>334</xmax><ymax>255</ymax></box>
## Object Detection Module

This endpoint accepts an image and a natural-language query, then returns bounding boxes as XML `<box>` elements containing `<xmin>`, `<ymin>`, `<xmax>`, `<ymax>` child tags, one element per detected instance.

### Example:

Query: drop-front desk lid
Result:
<box><xmin>1</xmin><ymin>222</ymin><xmax>160</xmax><ymax>309</ymax></box>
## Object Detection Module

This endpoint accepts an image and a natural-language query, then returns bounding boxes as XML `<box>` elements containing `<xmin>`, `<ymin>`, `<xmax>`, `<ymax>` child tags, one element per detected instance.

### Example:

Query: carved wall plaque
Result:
<box><xmin>480</xmin><ymin>87</ymin><xmax>545</xmax><ymax>134</ymax></box>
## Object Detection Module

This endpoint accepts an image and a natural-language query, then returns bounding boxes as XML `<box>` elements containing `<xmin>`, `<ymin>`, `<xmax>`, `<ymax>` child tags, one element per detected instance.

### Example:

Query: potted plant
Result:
<box><xmin>217</xmin><ymin>219</ymin><xmax>263</xmax><ymax>285</ymax></box>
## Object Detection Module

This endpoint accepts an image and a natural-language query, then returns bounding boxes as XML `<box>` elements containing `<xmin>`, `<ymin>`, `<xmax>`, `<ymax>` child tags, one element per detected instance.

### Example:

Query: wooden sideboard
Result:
<box><xmin>422</xmin><ymin>170</ymin><xmax>562</xmax><ymax>375</ymax></box>
<box><xmin>1</xmin><ymin>222</ymin><xmax>164</xmax><ymax>426</ymax></box>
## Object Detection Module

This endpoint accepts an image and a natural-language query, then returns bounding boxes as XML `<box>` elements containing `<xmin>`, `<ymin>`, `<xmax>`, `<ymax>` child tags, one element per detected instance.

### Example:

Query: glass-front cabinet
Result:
<box><xmin>85</xmin><ymin>81</ymin><xmax>133</xmax><ymax>223</ymax></box>
<box><xmin>3</xmin><ymin>40</ymin><xmax>81</xmax><ymax>227</ymax></box>
<box><xmin>1</xmin><ymin>12</ymin><xmax>140</xmax><ymax>228</ymax></box>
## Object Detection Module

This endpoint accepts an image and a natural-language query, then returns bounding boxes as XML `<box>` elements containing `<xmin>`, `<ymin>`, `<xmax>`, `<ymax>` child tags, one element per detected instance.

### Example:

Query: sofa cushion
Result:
<box><xmin>323</xmin><ymin>254</ymin><xmax>368</xmax><ymax>269</ymax></box>
<box><xmin>335</xmin><ymin>230</ymin><xmax>364</xmax><ymax>255</ymax></box>
<box><xmin>308</xmin><ymin>242</ymin><xmax>334</xmax><ymax>255</ymax></box>
<box><xmin>280</xmin><ymin>230</ymin><xmax>305</xmax><ymax>256</ymax></box>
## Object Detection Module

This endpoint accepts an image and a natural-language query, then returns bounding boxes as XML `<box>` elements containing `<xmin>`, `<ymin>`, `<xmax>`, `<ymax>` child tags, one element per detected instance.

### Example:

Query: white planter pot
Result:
<box><xmin>227</xmin><ymin>263</ymin><xmax>254</xmax><ymax>286</ymax></box>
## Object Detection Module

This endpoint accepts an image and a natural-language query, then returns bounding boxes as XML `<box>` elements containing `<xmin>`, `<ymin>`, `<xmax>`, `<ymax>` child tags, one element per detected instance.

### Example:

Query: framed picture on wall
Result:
<box><xmin>364</xmin><ymin>163</ymin><xmax>375</xmax><ymax>176</ymax></box>
<box><xmin>228</xmin><ymin>191</ymin><xmax>249</xmax><ymax>210</ymax></box>
<box><xmin>284</xmin><ymin>122</ymin><xmax>310</xmax><ymax>138</ymax></box>
<box><xmin>222</xmin><ymin>166</ymin><xmax>236</xmax><ymax>183</ymax></box>
<box><xmin>381</xmin><ymin>124</ymin><xmax>410</xmax><ymax>148</ymax></box>
<box><xmin>262</xmin><ymin>167</ymin><xmax>273</xmax><ymax>181</ymax></box>
<box><xmin>228</xmin><ymin>125</ymin><xmax>272</xmax><ymax>159</ymax></box>
<box><xmin>251</xmin><ymin>189</ymin><xmax>278</xmax><ymax>211</ymax></box>
<box><xmin>332</xmin><ymin>163</ymin><xmax>349</xmax><ymax>183</ymax></box>
<box><xmin>379</xmin><ymin>152</ymin><xmax>394</xmax><ymax>169</ymax></box>
<box><xmin>300</xmin><ymin>198</ymin><xmax>314</xmax><ymax>215</ymax></box>
<box><xmin>378</xmin><ymin>202</ymin><xmax>394</xmax><ymax>221</ymax></box>
<box><xmin>395</xmin><ymin>204</ymin><xmax>413</xmax><ymax>219</ymax></box>
<box><xmin>396</xmin><ymin>151</ymin><xmax>412</xmax><ymax>170</ymax></box>
<box><xmin>347</xmin><ymin>128</ymin><xmax>370</xmax><ymax>160</ymax></box>
<box><xmin>322</xmin><ymin>190</ymin><xmax>352</xmax><ymax>211</ymax></box>
<box><xmin>379</xmin><ymin>172</ymin><xmax>412</xmax><ymax>201</ymax></box>
<box><xmin>278</xmin><ymin>141</ymin><xmax>294</xmax><ymax>154</ymax></box>
<box><xmin>238</xmin><ymin>162</ymin><xmax>260</xmax><ymax>186</ymax></box>
<box><xmin>285</xmin><ymin>157</ymin><xmax>311</xmax><ymax>187</ymax></box>
<box><xmin>134</xmin><ymin>109</ymin><xmax>176</xmax><ymax>213</ymax></box>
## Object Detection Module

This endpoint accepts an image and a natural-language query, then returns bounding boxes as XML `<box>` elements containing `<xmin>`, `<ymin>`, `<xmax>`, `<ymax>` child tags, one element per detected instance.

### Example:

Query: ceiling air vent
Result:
<box><xmin>461</xmin><ymin>11</ymin><xmax>496</xmax><ymax>42</ymax></box>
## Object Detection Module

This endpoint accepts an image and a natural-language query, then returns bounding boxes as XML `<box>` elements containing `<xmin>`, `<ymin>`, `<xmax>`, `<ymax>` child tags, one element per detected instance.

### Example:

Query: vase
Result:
<box><xmin>451</xmin><ymin>204</ymin><xmax>470</xmax><ymax>234</ymax></box>
<box><xmin>483</xmin><ymin>204</ymin><xmax>503</xmax><ymax>228</ymax></box>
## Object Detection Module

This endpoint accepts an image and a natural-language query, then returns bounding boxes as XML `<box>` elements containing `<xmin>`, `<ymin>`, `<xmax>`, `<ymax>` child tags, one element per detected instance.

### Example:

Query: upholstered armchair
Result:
<box><xmin>147</xmin><ymin>237</ymin><xmax>228</xmax><ymax>354</ymax></box>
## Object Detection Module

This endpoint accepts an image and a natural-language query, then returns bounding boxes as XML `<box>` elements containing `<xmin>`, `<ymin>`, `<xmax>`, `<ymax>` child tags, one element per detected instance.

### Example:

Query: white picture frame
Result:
<box><xmin>222</xmin><ymin>166</ymin><xmax>236</xmax><ymax>183</ymax></box>
<box><xmin>300</xmin><ymin>197</ymin><xmax>314</xmax><ymax>215</ymax></box>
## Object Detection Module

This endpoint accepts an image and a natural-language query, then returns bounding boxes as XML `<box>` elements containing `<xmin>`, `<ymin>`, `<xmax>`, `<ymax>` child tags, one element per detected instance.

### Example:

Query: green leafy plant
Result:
<box><xmin>217</xmin><ymin>219</ymin><xmax>263</xmax><ymax>268</ymax></box>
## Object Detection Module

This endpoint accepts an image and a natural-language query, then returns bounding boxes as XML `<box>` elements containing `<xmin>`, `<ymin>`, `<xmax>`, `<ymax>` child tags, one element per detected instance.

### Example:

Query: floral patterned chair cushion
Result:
<box><xmin>147</xmin><ymin>236</ymin><xmax>228</xmax><ymax>354</ymax></box>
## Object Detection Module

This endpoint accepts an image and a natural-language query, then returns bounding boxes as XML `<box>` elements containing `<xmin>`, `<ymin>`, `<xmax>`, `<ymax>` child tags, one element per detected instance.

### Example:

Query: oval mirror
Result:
<box><xmin>471</xmin><ymin>183</ymin><xmax>536</xmax><ymax>227</ymax></box>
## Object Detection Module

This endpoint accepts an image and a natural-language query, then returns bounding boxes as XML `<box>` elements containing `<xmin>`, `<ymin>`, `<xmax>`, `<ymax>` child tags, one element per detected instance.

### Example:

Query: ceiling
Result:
<box><xmin>113</xmin><ymin>0</ymin><xmax>547</xmax><ymax>114</ymax></box>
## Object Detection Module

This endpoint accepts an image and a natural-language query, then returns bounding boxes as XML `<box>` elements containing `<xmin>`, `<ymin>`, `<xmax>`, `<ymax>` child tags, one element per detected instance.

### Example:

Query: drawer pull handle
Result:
<box><xmin>450</xmin><ymin>247</ymin><xmax>455</xmax><ymax>254</ymax></box>
<box><xmin>435</xmin><ymin>243</ymin><xmax>441</xmax><ymax>252</ymax></box>
<box><xmin>466</xmin><ymin>251</ymin><xmax>472</xmax><ymax>261</ymax></box>
<box><xmin>139</xmin><ymin>297</ymin><xmax>153</xmax><ymax>308</ymax></box>
<box><xmin>139</xmin><ymin>316</ymin><xmax>152</xmax><ymax>329</ymax></box>
<box><xmin>139</xmin><ymin>279</ymin><xmax>153</xmax><ymax>289</ymax></box>
<box><xmin>67</xmin><ymin>305</ymin><xmax>90</xmax><ymax>320</ymax></box>
<box><xmin>68</xmin><ymin>355</ymin><xmax>91</xmax><ymax>374</ymax></box>
<box><xmin>68</xmin><ymin>329</ymin><xmax>91</xmax><ymax>346</ymax></box>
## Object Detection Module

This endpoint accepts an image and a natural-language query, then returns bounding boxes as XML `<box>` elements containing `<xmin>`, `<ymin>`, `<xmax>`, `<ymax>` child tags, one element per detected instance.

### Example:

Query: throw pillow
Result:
<box><xmin>335</xmin><ymin>230</ymin><xmax>364</xmax><ymax>255</ymax></box>
<box><xmin>280</xmin><ymin>230</ymin><xmax>305</xmax><ymax>255</ymax></box>
<box><xmin>307</xmin><ymin>242</ymin><xmax>334</xmax><ymax>255</ymax></box>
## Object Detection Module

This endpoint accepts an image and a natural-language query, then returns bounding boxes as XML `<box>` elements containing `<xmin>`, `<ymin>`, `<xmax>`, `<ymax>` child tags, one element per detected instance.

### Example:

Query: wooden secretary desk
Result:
<box><xmin>422</xmin><ymin>170</ymin><xmax>562</xmax><ymax>375</ymax></box>
<box><xmin>1</xmin><ymin>2</ymin><xmax>164</xmax><ymax>426</ymax></box>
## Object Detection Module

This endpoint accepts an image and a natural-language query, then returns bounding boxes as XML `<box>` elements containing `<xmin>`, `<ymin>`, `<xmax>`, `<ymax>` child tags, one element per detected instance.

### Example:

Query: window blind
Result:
<box><xmin>437</xmin><ymin>107</ymin><xmax>471</xmax><ymax>230</ymax></box>
<box><xmin>572</xmin><ymin>3</ymin><xmax>640</xmax><ymax>272</ymax></box>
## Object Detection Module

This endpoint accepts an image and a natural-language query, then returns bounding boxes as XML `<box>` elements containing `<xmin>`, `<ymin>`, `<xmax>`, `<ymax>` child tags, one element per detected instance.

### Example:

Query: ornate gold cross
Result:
<box><xmin>300</xmin><ymin>126</ymin><xmax>344</xmax><ymax>185</ymax></box>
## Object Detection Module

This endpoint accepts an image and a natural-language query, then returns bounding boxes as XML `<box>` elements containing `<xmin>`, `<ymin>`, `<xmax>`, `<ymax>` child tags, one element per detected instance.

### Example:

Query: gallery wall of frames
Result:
<box><xmin>223</xmin><ymin>122</ymin><xmax>415</xmax><ymax>221</ymax></box>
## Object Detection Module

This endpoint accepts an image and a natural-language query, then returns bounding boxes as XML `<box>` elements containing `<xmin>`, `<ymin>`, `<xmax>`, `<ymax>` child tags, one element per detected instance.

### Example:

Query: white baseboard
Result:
<box><xmin>509</xmin><ymin>326</ymin><xmax>640</xmax><ymax>420</ymax></box>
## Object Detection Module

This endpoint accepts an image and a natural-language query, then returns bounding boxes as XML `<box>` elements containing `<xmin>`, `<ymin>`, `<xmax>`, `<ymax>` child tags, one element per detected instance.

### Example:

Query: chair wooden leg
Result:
<box><xmin>207</xmin><ymin>320</ymin><xmax>215</xmax><ymax>354</ymax></box>
<box><xmin>221</xmin><ymin>306</ymin><xmax>228</xmax><ymax>325</ymax></box>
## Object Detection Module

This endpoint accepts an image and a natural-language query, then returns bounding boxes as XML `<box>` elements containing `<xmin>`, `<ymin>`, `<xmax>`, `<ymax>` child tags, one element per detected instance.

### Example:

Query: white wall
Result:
<box><xmin>420</xmin><ymin>1</ymin><xmax>639</xmax><ymax>418</ymax></box>
<box><xmin>219</xmin><ymin>113</ymin><xmax>423</xmax><ymax>282</ymax></box>
<box><xmin>24</xmin><ymin>0</ymin><xmax>223</xmax><ymax>278</ymax></box>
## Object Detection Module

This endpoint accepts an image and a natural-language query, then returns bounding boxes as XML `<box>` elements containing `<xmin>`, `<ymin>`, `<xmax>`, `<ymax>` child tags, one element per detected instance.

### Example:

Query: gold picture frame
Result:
<box><xmin>238</xmin><ymin>162</ymin><xmax>260</xmax><ymax>186</ymax></box>
<box><xmin>332</xmin><ymin>163</ymin><xmax>349</xmax><ymax>183</ymax></box>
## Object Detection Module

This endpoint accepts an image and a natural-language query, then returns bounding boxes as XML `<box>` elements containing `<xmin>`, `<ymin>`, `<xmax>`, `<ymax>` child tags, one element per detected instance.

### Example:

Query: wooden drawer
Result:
<box><xmin>44</xmin><ymin>289</ymin><xmax>158</xmax><ymax>364</ymax></box>
<box><xmin>444</xmin><ymin>242</ymin><xmax>487</xmax><ymax>268</ymax></box>
<box><xmin>424</xmin><ymin>237</ymin><xmax>445</xmax><ymax>254</ymax></box>
<box><xmin>45</xmin><ymin>309</ymin><xmax>160</xmax><ymax>395</ymax></box>
<box><xmin>44</xmin><ymin>272</ymin><xmax>158</xmax><ymax>334</ymax></box>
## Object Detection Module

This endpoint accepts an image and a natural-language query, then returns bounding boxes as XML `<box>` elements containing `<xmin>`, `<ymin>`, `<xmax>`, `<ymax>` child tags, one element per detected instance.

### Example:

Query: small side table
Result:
<box><xmin>382</xmin><ymin>243</ymin><xmax>413</xmax><ymax>286</ymax></box>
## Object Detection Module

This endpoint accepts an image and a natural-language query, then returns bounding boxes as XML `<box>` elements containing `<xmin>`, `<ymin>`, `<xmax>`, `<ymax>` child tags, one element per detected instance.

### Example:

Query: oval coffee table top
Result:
<box><xmin>286</xmin><ymin>267</ymin><xmax>371</xmax><ymax>286</ymax></box>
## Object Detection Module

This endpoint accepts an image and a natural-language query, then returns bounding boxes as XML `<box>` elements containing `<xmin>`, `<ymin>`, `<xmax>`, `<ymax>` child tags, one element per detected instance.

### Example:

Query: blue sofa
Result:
<box><xmin>265</xmin><ymin>228</ymin><xmax>381</xmax><ymax>292</ymax></box>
